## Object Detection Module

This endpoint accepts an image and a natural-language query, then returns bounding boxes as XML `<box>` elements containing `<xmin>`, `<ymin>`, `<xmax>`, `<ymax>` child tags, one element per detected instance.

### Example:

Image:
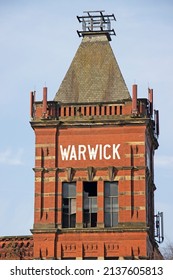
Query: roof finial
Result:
<box><xmin>77</xmin><ymin>10</ymin><xmax>116</xmax><ymax>41</ymax></box>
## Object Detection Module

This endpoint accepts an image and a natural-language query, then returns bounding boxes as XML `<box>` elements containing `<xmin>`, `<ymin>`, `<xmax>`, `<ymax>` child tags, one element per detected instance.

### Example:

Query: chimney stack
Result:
<box><xmin>154</xmin><ymin>110</ymin><xmax>159</xmax><ymax>137</ymax></box>
<box><xmin>132</xmin><ymin>84</ymin><xmax>138</xmax><ymax>115</ymax></box>
<box><xmin>42</xmin><ymin>87</ymin><xmax>47</xmax><ymax>117</ymax></box>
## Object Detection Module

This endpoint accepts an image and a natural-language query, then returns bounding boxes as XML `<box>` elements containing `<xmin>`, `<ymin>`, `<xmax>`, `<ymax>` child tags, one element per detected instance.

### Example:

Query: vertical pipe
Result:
<box><xmin>30</xmin><ymin>91</ymin><xmax>34</xmax><ymax>118</ymax></box>
<box><xmin>154</xmin><ymin>110</ymin><xmax>159</xmax><ymax>137</ymax></box>
<box><xmin>42</xmin><ymin>87</ymin><xmax>47</xmax><ymax>117</ymax></box>
<box><xmin>148</xmin><ymin>88</ymin><xmax>153</xmax><ymax>116</ymax></box>
<box><xmin>160</xmin><ymin>212</ymin><xmax>164</xmax><ymax>243</ymax></box>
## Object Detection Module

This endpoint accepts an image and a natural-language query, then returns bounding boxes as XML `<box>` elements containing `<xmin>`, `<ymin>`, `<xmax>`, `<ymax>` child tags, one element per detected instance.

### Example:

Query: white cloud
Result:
<box><xmin>0</xmin><ymin>148</ymin><xmax>24</xmax><ymax>166</ymax></box>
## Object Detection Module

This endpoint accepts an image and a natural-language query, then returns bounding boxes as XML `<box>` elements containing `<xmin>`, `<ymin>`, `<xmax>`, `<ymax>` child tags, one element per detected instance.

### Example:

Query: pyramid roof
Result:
<box><xmin>54</xmin><ymin>35</ymin><xmax>131</xmax><ymax>103</ymax></box>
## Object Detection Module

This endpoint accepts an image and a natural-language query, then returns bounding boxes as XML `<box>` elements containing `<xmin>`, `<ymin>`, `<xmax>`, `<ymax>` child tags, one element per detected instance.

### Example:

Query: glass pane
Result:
<box><xmin>104</xmin><ymin>197</ymin><xmax>111</xmax><ymax>212</ymax></box>
<box><xmin>90</xmin><ymin>197</ymin><xmax>97</xmax><ymax>213</ymax></box>
<box><xmin>84</xmin><ymin>195</ymin><xmax>89</xmax><ymax>210</ymax></box>
<box><xmin>112</xmin><ymin>212</ymin><xmax>118</xmax><ymax>226</ymax></box>
<box><xmin>112</xmin><ymin>197</ymin><xmax>118</xmax><ymax>211</ymax></box>
<box><xmin>69</xmin><ymin>183</ymin><xmax>76</xmax><ymax>197</ymax></box>
<box><xmin>70</xmin><ymin>198</ymin><xmax>76</xmax><ymax>214</ymax></box>
<box><xmin>83</xmin><ymin>211</ymin><xmax>90</xmax><ymax>227</ymax></box>
<box><xmin>104</xmin><ymin>182</ymin><xmax>110</xmax><ymax>197</ymax></box>
<box><xmin>70</xmin><ymin>214</ymin><xmax>76</xmax><ymax>227</ymax></box>
<box><xmin>63</xmin><ymin>182</ymin><xmax>76</xmax><ymax>198</ymax></box>
<box><xmin>62</xmin><ymin>183</ymin><xmax>69</xmax><ymax>197</ymax></box>
<box><xmin>91</xmin><ymin>213</ymin><xmax>97</xmax><ymax>227</ymax></box>
<box><xmin>110</xmin><ymin>182</ymin><xmax>118</xmax><ymax>196</ymax></box>
<box><xmin>105</xmin><ymin>182</ymin><xmax>118</xmax><ymax>197</ymax></box>
<box><xmin>105</xmin><ymin>212</ymin><xmax>111</xmax><ymax>227</ymax></box>
<box><xmin>62</xmin><ymin>214</ymin><xmax>69</xmax><ymax>228</ymax></box>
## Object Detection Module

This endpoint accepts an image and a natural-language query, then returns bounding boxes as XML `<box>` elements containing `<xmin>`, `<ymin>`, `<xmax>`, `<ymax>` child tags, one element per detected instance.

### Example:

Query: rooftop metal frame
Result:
<box><xmin>77</xmin><ymin>10</ymin><xmax>116</xmax><ymax>41</ymax></box>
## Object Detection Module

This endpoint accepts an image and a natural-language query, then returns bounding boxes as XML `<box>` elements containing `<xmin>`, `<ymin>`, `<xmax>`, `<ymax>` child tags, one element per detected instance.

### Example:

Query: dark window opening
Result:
<box><xmin>59</xmin><ymin>107</ymin><xmax>61</xmax><ymax>117</ymax></box>
<box><xmin>69</xmin><ymin>107</ymin><xmax>71</xmax><ymax>116</ymax></box>
<box><xmin>74</xmin><ymin>107</ymin><xmax>77</xmax><ymax>116</ymax></box>
<box><xmin>99</xmin><ymin>106</ymin><xmax>102</xmax><ymax>115</ymax></box>
<box><xmin>62</xmin><ymin>182</ymin><xmax>76</xmax><ymax>228</ymax></box>
<box><xmin>78</xmin><ymin>107</ymin><xmax>81</xmax><ymax>114</ymax></box>
<box><xmin>120</xmin><ymin>106</ymin><xmax>122</xmax><ymax>115</ymax></box>
<box><xmin>89</xmin><ymin>106</ymin><xmax>92</xmax><ymax>115</ymax></box>
<box><xmin>114</xmin><ymin>106</ymin><xmax>117</xmax><ymax>115</ymax></box>
<box><xmin>104</xmin><ymin>106</ymin><xmax>107</xmax><ymax>115</ymax></box>
<box><xmin>83</xmin><ymin>182</ymin><xmax>97</xmax><ymax>228</ymax></box>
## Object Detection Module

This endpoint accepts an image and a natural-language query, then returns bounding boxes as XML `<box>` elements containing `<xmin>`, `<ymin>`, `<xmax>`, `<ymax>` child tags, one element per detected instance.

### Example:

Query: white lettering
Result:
<box><xmin>88</xmin><ymin>144</ymin><xmax>99</xmax><ymax>160</ymax></box>
<box><xmin>103</xmin><ymin>144</ymin><xmax>111</xmax><ymax>160</ymax></box>
<box><xmin>99</xmin><ymin>144</ymin><xmax>102</xmax><ymax>160</ymax></box>
<box><xmin>69</xmin><ymin>145</ymin><xmax>77</xmax><ymax>160</ymax></box>
<box><xmin>78</xmin><ymin>145</ymin><xmax>86</xmax><ymax>160</ymax></box>
<box><xmin>60</xmin><ymin>144</ymin><xmax>121</xmax><ymax>161</ymax></box>
<box><xmin>113</xmin><ymin>144</ymin><xmax>120</xmax><ymax>159</ymax></box>
<box><xmin>60</xmin><ymin>145</ymin><xmax>71</xmax><ymax>160</ymax></box>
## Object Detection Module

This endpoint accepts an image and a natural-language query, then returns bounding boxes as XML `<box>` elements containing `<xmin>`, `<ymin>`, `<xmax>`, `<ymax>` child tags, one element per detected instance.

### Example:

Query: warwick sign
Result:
<box><xmin>60</xmin><ymin>144</ymin><xmax>121</xmax><ymax>161</ymax></box>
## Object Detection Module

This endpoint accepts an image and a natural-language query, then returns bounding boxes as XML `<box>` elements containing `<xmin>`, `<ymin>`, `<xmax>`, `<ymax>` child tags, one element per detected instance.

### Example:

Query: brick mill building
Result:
<box><xmin>0</xmin><ymin>11</ymin><xmax>163</xmax><ymax>260</ymax></box>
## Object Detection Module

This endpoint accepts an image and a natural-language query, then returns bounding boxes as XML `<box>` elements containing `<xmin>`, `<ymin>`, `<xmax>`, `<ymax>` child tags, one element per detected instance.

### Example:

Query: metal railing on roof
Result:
<box><xmin>77</xmin><ymin>10</ymin><xmax>116</xmax><ymax>41</ymax></box>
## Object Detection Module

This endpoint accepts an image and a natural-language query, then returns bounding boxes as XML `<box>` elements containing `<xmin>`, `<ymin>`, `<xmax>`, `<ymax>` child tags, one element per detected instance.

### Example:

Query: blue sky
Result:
<box><xmin>0</xmin><ymin>0</ymin><xmax>173</xmax><ymax>250</ymax></box>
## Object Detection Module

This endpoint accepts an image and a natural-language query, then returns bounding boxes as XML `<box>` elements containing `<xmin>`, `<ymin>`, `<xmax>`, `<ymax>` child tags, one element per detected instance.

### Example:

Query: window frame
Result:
<box><xmin>83</xmin><ymin>181</ymin><xmax>97</xmax><ymax>228</ymax></box>
<box><xmin>104</xmin><ymin>181</ymin><xmax>118</xmax><ymax>227</ymax></box>
<box><xmin>62</xmin><ymin>182</ymin><xmax>76</xmax><ymax>228</ymax></box>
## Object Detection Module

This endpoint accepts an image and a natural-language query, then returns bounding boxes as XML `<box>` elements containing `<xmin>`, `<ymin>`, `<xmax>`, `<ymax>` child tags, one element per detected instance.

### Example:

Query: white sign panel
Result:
<box><xmin>60</xmin><ymin>144</ymin><xmax>120</xmax><ymax>161</ymax></box>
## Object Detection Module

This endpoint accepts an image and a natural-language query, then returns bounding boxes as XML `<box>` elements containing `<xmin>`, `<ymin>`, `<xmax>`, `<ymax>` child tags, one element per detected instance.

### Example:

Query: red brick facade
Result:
<box><xmin>29</xmin><ymin>89</ymin><xmax>162</xmax><ymax>259</ymax></box>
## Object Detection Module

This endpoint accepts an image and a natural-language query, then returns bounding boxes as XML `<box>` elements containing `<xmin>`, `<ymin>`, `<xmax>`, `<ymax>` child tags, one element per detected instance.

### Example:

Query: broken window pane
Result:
<box><xmin>83</xmin><ymin>182</ymin><xmax>97</xmax><ymax>228</ymax></box>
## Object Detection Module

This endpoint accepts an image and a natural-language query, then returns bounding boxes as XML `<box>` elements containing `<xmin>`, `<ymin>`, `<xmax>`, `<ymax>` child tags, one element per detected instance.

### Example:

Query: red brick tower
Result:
<box><xmin>30</xmin><ymin>11</ymin><xmax>162</xmax><ymax>259</ymax></box>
